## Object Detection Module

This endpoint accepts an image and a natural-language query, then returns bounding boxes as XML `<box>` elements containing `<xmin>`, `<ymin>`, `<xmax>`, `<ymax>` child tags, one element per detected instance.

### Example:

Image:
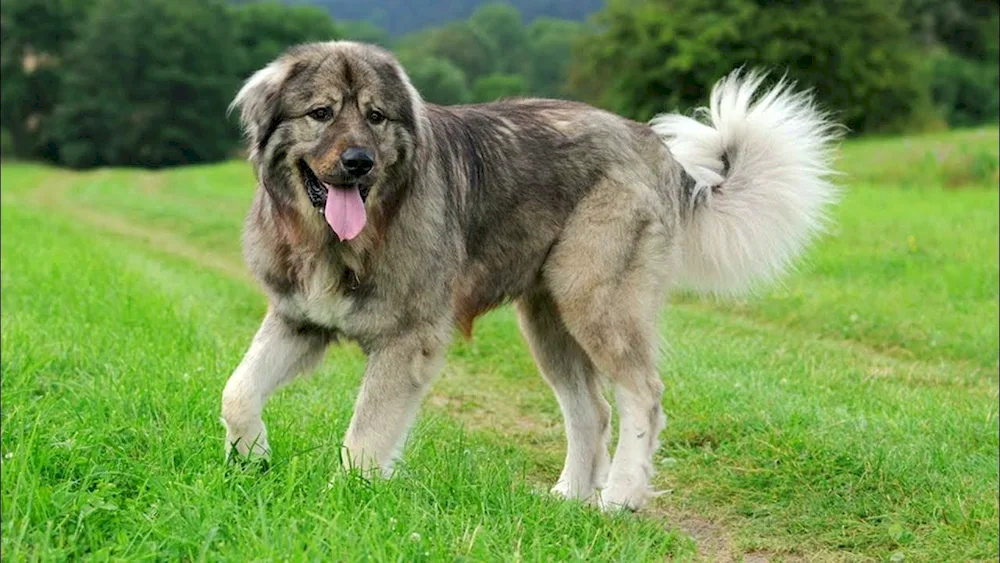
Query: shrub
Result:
<box><xmin>926</xmin><ymin>48</ymin><xmax>999</xmax><ymax>128</ymax></box>
<box><xmin>570</xmin><ymin>0</ymin><xmax>929</xmax><ymax>134</ymax></box>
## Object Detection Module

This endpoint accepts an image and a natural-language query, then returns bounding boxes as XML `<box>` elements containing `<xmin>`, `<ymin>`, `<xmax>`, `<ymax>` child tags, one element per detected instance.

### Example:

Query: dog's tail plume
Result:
<box><xmin>651</xmin><ymin>69</ymin><xmax>842</xmax><ymax>295</ymax></box>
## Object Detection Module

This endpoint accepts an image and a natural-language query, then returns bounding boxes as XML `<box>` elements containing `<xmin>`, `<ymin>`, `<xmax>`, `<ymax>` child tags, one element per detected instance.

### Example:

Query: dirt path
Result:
<box><xmin>19</xmin><ymin>175</ymin><xmax>254</xmax><ymax>284</ymax></box>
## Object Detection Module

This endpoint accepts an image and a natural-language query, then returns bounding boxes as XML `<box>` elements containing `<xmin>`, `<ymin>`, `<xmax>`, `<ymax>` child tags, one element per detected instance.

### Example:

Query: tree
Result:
<box><xmin>0</xmin><ymin>0</ymin><xmax>93</xmax><ymax>158</ymax></box>
<box><xmin>902</xmin><ymin>0</ymin><xmax>999</xmax><ymax>127</ymax></box>
<box><xmin>339</xmin><ymin>20</ymin><xmax>391</xmax><ymax>47</ymax></box>
<box><xmin>396</xmin><ymin>21</ymin><xmax>498</xmax><ymax>87</ymax></box>
<box><xmin>525</xmin><ymin>17</ymin><xmax>584</xmax><ymax>97</ymax></box>
<box><xmin>287</xmin><ymin>0</ymin><xmax>602</xmax><ymax>37</ymax></box>
<box><xmin>472</xmin><ymin>73</ymin><xmax>528</xmax><ymax>102</ymax></box>
<box><xmin>570</xmin><ymin>0</ymin><xmax>929</xmax><ymax>133</ymax></box>
<box><xmin>902</xmin><ymin>0</ymin><xmax>999</xmax><ymax>60</ymax></box>
<box><xmin>231</xmin><ymin>2</ymin><xmax>341</xmax><ymax>82</ymax></box>
<box><xmin>47</xmin><ymin>0</ymin><xmax>240</xmax><ymax>168</ymax></box>
<box><xmin>927</xmin><ymin>46</ymin><xmax>999</xmax><ymax>128</ymax></box>
<box><xmin>469</xmin><ymin>2</ymin><xmax>528</xmax><ymax>75</ymax></box>
<box><xmin>397</xmin><ymin>55</ymin><xmax>471</xmax><ymax>105</ymax></box>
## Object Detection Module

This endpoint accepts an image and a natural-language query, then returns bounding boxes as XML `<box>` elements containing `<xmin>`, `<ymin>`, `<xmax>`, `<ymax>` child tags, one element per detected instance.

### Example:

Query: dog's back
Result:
<box><xmin>423</xmin><ymin>99</ymin><xmax>679</xmax><ymax>336</ymax></box>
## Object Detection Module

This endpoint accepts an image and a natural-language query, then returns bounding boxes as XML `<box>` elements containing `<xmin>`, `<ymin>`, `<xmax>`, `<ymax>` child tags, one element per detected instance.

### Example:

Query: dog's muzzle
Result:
<box><xmin>298</xmin><ymin>160</ymin><xmax>372</xmax><ymax>211</ymax></box>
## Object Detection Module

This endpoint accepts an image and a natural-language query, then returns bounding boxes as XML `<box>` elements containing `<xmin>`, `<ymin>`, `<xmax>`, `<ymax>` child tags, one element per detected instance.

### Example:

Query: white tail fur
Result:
<box><xmin>650</xmin><ymin>69</ymin><xmax>842</xmax><ymax>295</ymax></box>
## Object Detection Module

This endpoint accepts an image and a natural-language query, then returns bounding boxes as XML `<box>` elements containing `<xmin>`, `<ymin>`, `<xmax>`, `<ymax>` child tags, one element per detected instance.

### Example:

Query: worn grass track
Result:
<box><xmin>2</xmin><ymin>127</ymin><xmax>998</xmax><ymax>561</ymax></box>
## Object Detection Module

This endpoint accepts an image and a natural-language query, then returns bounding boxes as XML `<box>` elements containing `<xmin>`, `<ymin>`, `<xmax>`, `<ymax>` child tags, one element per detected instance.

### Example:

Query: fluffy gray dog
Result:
<box><xmin>222</xmin><ymin>40</ymin><xmax>839</xmax><ymax>511</ymax></box>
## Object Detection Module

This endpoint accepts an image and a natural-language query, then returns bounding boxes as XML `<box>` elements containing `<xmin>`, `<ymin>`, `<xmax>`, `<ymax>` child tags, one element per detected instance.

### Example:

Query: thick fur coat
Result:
<box><xmin>221</xmin><ymin>41</ymin><xmax>840</xmax><ymax>511</ymax></box>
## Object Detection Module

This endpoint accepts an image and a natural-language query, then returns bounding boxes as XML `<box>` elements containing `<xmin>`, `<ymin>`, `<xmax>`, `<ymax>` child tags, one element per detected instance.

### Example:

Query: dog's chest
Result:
<box><xmin>274</xmin><ymin>262</ymin><xmax>355</xmax><ymax>330</ymax></box>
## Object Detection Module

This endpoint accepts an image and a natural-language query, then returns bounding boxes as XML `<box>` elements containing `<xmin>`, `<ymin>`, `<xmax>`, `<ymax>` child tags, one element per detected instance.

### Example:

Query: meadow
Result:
<box><xmin>1</xmin><ymin>128</ymin><xmax>997</xmax><ymax>561</ymax></box>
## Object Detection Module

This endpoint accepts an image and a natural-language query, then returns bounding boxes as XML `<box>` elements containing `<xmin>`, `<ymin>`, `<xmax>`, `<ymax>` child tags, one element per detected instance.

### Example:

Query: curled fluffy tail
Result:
<box><xmin>651</xmin><ymin>70</ymin><xmax>842</xmax><ymax>295</ymax></box>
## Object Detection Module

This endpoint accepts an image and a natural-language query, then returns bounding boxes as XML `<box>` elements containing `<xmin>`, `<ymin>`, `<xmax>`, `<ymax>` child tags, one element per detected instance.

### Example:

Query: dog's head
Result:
<box><xmin>230</xmin><ymin>41</ymin><xmax>424</xmax><ymax>241</ymax></box>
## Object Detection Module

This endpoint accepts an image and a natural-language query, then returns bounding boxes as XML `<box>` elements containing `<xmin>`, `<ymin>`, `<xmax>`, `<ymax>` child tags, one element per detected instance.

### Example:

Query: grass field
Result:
<box><xmin>2</xmin><ymin>127</ymin><xmax>997</xmax><ymax>561</ymax></box>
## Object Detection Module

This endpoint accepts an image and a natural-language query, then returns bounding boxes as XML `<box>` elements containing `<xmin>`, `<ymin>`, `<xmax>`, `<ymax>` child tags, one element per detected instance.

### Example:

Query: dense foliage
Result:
<box><xmin>0</xmin><ymin>0</ymin><xmax>995</xmax><ymax>168</ymax></box>
<box><xmin>0</xmin><ymin>0</ymin><xmax>92</xmax><ymax>160</ymax></box>
<box><xmin>573</xmin><ymin>0</ymin><xmax>933</xmax><ymax>132</ymax></box>
<box><xmin>904</xmin><ymin>0</ymin><xmax>1000</xmax><ymax>128</ymax></box>
<box><xmin>232</xmin><ymin>2</ymin><xmax>343</xmax><ymax>83</ymax></box>
<box><xmin>47</xmin><ymin>0</ymin><xmax>239</xmax><ymax>167</ymax></box>
<box><xmin>394</xmin><ymin>2</ymin><xmax>582</xmax><ymax>105</ymax></box>
<box><xmin>279</xmin><ymin>0</ymin><xmax>602</xmax><ymax>36</ymax></box>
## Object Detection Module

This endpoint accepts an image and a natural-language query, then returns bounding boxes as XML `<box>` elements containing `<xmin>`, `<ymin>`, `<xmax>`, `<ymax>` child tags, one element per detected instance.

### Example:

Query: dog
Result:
<box><xmin>221</xmin><ymin>40</ymin><xmax>840</xmax><ymax>511</ymax></box>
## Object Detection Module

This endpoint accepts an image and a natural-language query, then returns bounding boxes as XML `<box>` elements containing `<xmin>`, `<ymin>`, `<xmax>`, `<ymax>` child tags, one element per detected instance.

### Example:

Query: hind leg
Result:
<box><xmin>517</xmin><ymin>290</ymin><xmax>611</xmax><ymax>502</ymax></box>
<box><xmin>570</xmin><ymin>306</ymin><xmax>666</xmax><ymax>512</ymax></box>
<box><xmin>545</xmin><ymin>183</ymin><xmax>671</xmax><ymax>511</ymax></box>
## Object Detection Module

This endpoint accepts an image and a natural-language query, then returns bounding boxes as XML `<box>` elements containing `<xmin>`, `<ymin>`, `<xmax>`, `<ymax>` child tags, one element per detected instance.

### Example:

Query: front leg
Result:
<box><xmin>341</xmin><ymin>328</ymin><xmax>448</xmax><ymax>476</ymax></box>
<box><xmin>221</xmin><ymin>310</ymin><xmax>331</xmax><ymax>461</ymax></box>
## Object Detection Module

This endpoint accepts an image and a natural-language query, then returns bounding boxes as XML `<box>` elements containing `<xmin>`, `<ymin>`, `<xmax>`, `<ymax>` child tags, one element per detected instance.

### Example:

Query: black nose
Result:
<box><xmin>340</xmin><ymin>147</ymin><xmax>374</xmax><ymax>178</ymax></box>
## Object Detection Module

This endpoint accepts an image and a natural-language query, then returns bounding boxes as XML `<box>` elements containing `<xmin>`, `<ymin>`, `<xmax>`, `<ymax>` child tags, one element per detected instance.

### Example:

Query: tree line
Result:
<box><xmin>260</xmin><ymin>0</ymin><xmax>603</xmax><ymax>37</ymax></box>
<box><xmin>1</xmin><ymin>0</ymin><xmax>996</xmax><ymax>169</ymax></box>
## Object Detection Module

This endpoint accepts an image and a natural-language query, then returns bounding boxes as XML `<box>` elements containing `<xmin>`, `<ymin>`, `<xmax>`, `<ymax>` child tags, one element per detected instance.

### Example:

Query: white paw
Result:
<box><xmin>221</xmin><ymin>417</ymin><xmax>270</xmax><ymax>463</ymax></box>
<box><xmin>598</xmin><ymin>477</ymin><xmax>651</xmax><ymax>512</ymax></box>
<box><xmin>340</xmin><ymin>445</ymin><xmax>393</xmax><ymax>478</ymax></box>
<box><xmin>549</xmin><ymin>480</ymin><xmax>573</xmax><ymax>498</ymax></box>
<box><xmin>549</xmin><ymin>478</ymin><xmax>599</xmax><ymax>503</ymax></box>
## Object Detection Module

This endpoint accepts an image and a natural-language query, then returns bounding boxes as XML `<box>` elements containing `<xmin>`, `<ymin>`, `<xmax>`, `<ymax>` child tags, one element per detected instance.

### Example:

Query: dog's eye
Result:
<box><xmin>308</xmin><ymin>107</ymin><xmax>333</xmax><ymax>122</ymax></box>
<box><xmin>367</xmin><ymin>110</ymin><xmax>386</xmax><ymax>125</ymax></box>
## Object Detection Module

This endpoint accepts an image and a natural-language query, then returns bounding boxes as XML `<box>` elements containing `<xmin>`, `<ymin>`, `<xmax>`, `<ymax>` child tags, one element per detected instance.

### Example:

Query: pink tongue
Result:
<box><xmin>323</xmin><ymin>183</ymin><xmax>367</xmax><ymax>241</ymax></box>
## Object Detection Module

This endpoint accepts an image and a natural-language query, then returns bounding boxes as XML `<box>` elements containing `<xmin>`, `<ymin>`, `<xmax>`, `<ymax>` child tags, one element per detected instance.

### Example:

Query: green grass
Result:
<box><xmin>2</xmin><ymin>128</ymin><xmax>998</xmax><ymax>561</ymax></box>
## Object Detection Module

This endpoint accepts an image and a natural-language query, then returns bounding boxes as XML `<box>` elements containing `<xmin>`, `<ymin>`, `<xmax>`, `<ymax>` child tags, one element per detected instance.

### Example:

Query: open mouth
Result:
<box><xmin>297</xmin><ymin>160</ymin><xmax>371</xmax><ymax>210</ymax></box>
<box><xmin>296</xmin><ymin>160</ymin><xmax>370</xmax><ymax>242</ymax></box>
<box><xmin>297</xmin><ymin>161</ymin><xmax>329</xmax><ymax>211</ymax></box>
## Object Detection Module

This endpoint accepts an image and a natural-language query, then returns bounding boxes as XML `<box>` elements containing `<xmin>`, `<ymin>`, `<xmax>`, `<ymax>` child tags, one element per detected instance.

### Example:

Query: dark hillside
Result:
<box><xmin>277</xmin><ymin>0</ymin><xmax>602</xmax><ymax>36</ymax></box>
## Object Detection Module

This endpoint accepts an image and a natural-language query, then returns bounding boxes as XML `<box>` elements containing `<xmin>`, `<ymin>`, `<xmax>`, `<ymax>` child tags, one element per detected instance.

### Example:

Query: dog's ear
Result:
<box><xmin>229</xmin><ymin>60</ymin><xmax>293</xmax><ymax>159</ymax></box>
